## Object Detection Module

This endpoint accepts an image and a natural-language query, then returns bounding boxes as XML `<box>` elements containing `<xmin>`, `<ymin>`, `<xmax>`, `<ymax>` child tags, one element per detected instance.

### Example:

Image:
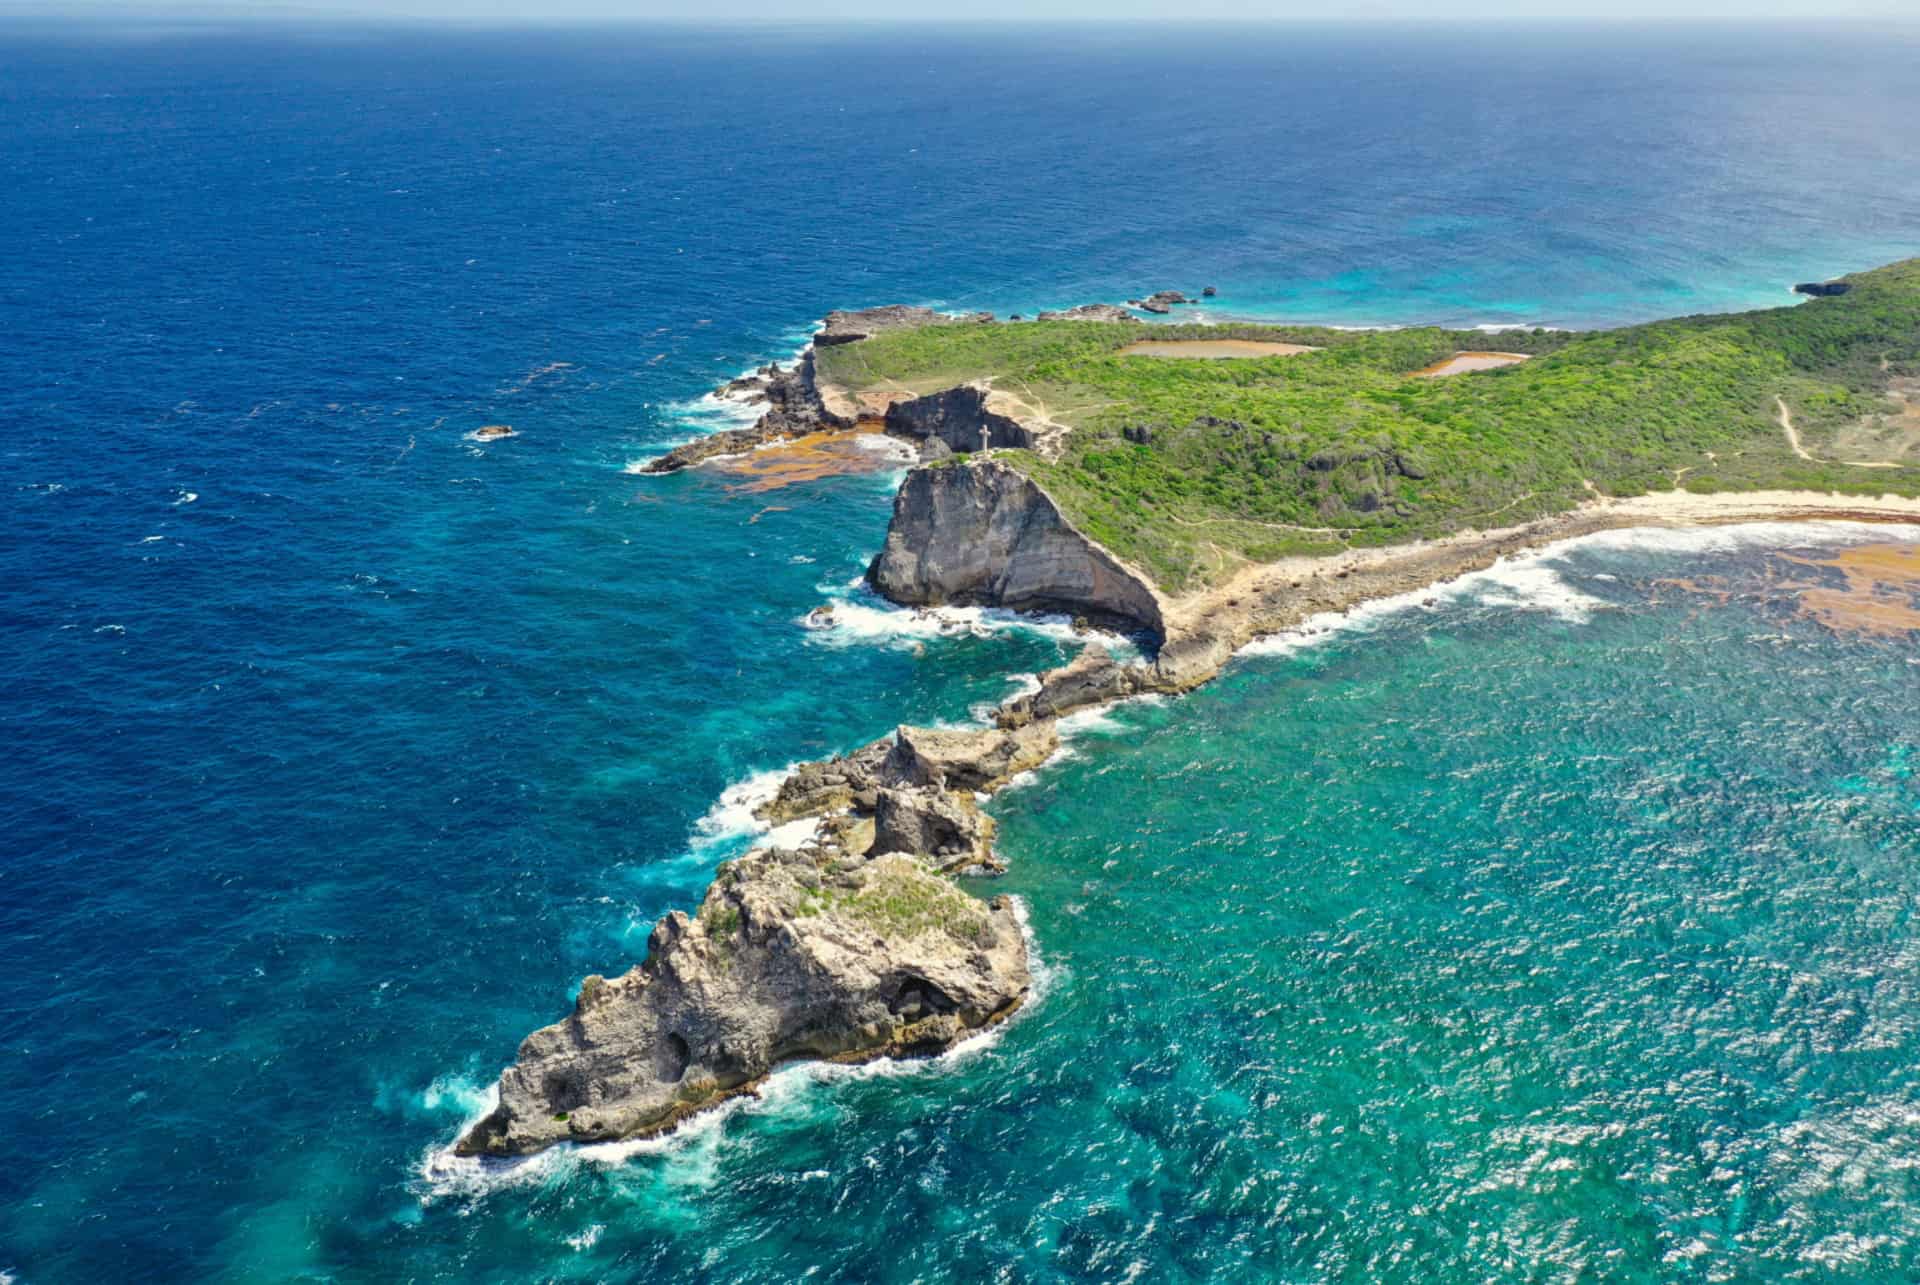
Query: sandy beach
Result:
<box><xmin>1150</xmin><ymin>488</ymin><xmax>1920</xmax><ymax>683</ymax></box>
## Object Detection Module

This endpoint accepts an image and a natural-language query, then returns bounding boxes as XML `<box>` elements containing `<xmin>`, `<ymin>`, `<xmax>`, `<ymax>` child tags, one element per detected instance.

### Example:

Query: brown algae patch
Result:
<box><xmin>1117</xmin><ymin>339</ymin><xmax>1319</xmax><ymax>359</ymax></box>
<box><xmin>1412</xmin><ymin>351</ymin><xmax>1531</xmax><ymax>378</ymax></box>
<box><xmin>1780</xmin><ymin>543</ymin><xmax>1920</xmax><ymax>636</ymax></box>
<box><xmin>710</xmin><ymin>429</ymin><xmax>899</xmax><ymax>494</ymax></box>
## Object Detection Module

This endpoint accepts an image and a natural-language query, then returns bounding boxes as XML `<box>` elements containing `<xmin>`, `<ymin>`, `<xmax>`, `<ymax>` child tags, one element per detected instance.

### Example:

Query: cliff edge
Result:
<box><xmin>868</xmin><ymin>458</ymin><xmax>1167</xmax><ymax>637</ymax></box>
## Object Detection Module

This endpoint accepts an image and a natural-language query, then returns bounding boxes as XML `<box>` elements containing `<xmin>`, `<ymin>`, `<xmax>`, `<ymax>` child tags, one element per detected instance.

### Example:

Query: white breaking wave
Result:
<box><xmin>1465</xmin><ymin>556</ymin><xmax>1610</xmax><ymax>622</ymax></box>
<box><xmin>800</xmin><ymin>583</ymin><xmax>1140</xmax><ymax>657</ymax></box>
<box><xmin>851</xmin><ymin>433</ymin><xmax>919</xmax><ymax>464</ymax></box>
<box><xmin>420</xmin><ymin>1072</ymin><xmax>494</xmax><ymax>1119</ymax></box>
<box><xmin>1237</xmin><ymin>518</ymin><xmax>1920</xmax><ymax>661</ymax></box>
<box><xmin>687</xmin><ymin>765</ymin><xmax>826</xmax><ymax>856</ymax></box>
<box><xmin>1056</xmin><ymin>691</ymin><xmax>1166</xmax><ymax>741</ymax></box>
<box><xmin>690</xmin><ymin>766</ymin><xmax>789</xmax><ymax>845</ymax></box>
<box><xmin>1567</xmin><ymin>519</ymin><xmax>1920</xmax><ymax>558</ymax></box>
<box><xmin>670</xmin><ymin>384</ymin><xmax>768</xmax><ymax>433</ymax></box>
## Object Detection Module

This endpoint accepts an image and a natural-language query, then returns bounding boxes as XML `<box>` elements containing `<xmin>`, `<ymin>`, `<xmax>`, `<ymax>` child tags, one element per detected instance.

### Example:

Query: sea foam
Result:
<box><xmin>1237</xmin><ymin>519</ymin><xmax>1920</xmax><ymax>661</ymax></box>
<box><xmin>799</xmin><ymin>582</ymin><xmax>1140</xmax><ymax>657</ymax></box>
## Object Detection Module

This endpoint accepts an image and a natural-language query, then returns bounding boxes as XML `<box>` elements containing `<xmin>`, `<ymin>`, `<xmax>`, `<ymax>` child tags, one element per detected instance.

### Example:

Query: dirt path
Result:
<box><xmin>1777</xmin><ymin>396</ymin><xmax>1817</xmax><ymax>461</ymax></box>
<box><xmin>1777</xmin><ymin>395</ymin><xmax>1903</xmax><ymax>469</ymax></box>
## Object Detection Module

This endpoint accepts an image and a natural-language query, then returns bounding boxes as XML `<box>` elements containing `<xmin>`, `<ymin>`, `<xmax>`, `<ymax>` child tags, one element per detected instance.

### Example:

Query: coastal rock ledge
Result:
<box><xmin>456</xmin><ymin>846</ymin><xmax>1029</xmax><ymax>1157</ymax></box>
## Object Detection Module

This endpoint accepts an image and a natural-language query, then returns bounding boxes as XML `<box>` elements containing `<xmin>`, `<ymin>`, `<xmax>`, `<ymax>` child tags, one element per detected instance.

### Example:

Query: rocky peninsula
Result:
<box><xmin>463</xmin><ymin>264</ymin><xmax>1920</xmax><ymax>1158</ymax></box>
<box><xmin>455</xmin><ymin>722</ymin><xmax>1049</xmax><ymax>1157</ymax></box>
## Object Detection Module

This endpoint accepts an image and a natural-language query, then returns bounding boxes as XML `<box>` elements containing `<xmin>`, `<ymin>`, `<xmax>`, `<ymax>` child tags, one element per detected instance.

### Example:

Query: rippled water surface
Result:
<box><xmin>4</xmin><ymin>20</ymin><xmax>1920</xmax><ymax>1283</ymax></box>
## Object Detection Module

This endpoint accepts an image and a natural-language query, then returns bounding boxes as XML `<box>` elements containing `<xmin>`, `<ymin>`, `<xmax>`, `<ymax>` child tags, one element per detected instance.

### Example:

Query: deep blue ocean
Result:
<box><xmin>4</xmin><ymin>20</ymin><xmax>1920</xmax><ymax>1282</ymax></box>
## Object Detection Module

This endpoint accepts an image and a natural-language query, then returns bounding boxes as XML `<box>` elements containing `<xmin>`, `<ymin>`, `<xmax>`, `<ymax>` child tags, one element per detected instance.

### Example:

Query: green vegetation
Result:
<box><xmin>698</xmin><ymin>903</ymin><xmax>742</xmax><ymax>939</ymax></box>
<box><xmin>799</xmin><ymin>857</ymin><xmax>989</xmax><ymax>943</ymax></box>
<box><xmin>817</xmin><ymin>261</ymin><xmax>1920</xmax><ymax>591</ymax></box>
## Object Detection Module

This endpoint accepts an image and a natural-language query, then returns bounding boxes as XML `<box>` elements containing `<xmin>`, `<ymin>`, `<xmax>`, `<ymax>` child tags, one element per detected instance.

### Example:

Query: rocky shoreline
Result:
<box><xmin>462</xmin><ymin>299</ymin><xmax>1920</xmax><ymax>1161</ymax></box>
<box><xmin>455</xmin><ymin>720</ymin><xmax>1052</xmax><ymax>1157</ymax></box>
<box><xmin>634</xmin><ymin>293</ymin><xmax>1218</xmax><ymax>476</ymax></box>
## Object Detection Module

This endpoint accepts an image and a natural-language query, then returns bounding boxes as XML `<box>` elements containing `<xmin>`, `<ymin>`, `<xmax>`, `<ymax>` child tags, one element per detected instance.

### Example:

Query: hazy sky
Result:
<box><xmin>15</xmin><ymin>0</ymin><xmax>1918</xmax><ymax>20</ymax></box>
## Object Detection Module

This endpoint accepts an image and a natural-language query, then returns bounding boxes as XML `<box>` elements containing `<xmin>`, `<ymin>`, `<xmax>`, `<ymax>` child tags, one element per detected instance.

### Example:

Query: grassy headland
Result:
<box><xmin>818</xmin><ymin>260</ymin><xmax>1920</xmax><ymax>592</ymax></box>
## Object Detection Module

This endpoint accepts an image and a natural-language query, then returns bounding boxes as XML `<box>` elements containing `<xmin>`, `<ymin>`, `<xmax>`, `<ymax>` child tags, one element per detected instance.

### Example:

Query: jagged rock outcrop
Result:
<box><xmin>456</xmin><ymin>846</ymin><xmax>1029</xmax><ymax>1157</ymax></box>
<box><xmin>641</xmin><ymin>352</ymin><xmax>848</xmax><ymax>473</ymax></box>
<box><xmin>884</xmin><ymin>385</ymin><xmax>1036</xmax><ymax>458</ymax></box>
<box><xmin>816</xmin><ymin>305</ymin><xmax>994</xmax><ymax>346</ymax></box>
<box><xmin>869</xmin><ymin>458</ymin><xmax>1166</xmax><ymax>636</ymax></box>
<box><xmin>756</xmin><ymin>722</ymin><xmax>1055</xmax><ymax>831</ymax></box>
<box><xmin>714</xmin><ymin>363</ymin><xmax>783</xmax><ymax>403</ymax></box>
<box><xmin>758</xmin><ymin>736</ymin><xmax>893</xmax><ymax>823</ymax></box>
<box><xmin>884</xmin><ymin>722</ymin><xmax>1059</xmax><ymax>793</ymax></box>
<box><xmin>1036</xmin><ymin>304</ymin><xmax>1141</xmax><ymax>323</ymax></box>
<box><xmin>1794</xmin><ymin>281</ymin><xmax>1852</xmax><ymax>298</ymax></box>
<box><xmin>873</xmin><ymin>786</ymin><xmax>1000</xmax><ymax>873</ymax></box>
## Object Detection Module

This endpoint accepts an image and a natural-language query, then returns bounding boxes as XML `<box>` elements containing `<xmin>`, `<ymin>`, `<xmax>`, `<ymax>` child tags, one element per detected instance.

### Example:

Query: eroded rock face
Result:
<box><xmin>873</xmin><ymin>786</ymin><xmax>1000</xmax><ymax>873</ymax></box>
<box><xmin>456</xmin><ymin>847</ymin><xmax>1029</xmax><ymax>1157</ymax></box>
<box><xmin>1794</xmin><ymin>281</ymin><xmax>1852</xmax><ymax>298</ymax></box>
<box><xmin>869</xmin><ymin>459</ymin><xmax>1166</xmax><ymax>636</ymax></box>
<box><xmin>884</xmin><ymin>722</ymin><xmax>1059</xmax><ymax>794</ymax></box>
<box><xmin>884</xmin><ymin>385</ymin><xmax>1036</xmax><ymax>457</ymax></box>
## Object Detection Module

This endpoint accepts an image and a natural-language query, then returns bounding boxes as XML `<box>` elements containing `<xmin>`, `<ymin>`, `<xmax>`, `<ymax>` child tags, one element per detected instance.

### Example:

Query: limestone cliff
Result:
<box><xmin>869</xmin><ymin>459</ymin><xmax>1166</xmax><ymax>637</ymax></box>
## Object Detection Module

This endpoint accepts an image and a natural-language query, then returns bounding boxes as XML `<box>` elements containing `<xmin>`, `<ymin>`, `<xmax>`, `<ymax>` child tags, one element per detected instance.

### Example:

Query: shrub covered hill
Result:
<box><xmin>817</xmin><ymin>259</ymin><xmax>1920</xmax><ymax>592</ymax></box>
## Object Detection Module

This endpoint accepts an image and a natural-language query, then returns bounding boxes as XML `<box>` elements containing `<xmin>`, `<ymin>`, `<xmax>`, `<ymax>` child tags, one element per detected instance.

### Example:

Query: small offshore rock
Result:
<box><xmin>1035</xmin><ymin>304</ymin><xmax>1141</xmax><ymax>323</ymax></box>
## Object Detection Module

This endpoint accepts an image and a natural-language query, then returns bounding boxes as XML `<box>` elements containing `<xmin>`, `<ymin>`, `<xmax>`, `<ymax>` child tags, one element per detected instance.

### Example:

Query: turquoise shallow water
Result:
<box><xmin>5</xmin><ymin>19</ymin><xmax>1920</xmax><ymax>1283</ymax></box>
<box><xmin>407</xmin><ymin>525</ymin><xmax>1920</xmax><ymax>1282</ymax></box>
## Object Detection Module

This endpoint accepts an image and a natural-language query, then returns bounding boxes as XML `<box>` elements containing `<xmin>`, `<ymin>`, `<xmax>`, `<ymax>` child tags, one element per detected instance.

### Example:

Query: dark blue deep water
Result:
<box><xmin>3</xmin><ymin>21</ymin><xmax>1920</xmax><ymax>1282</ymax></box>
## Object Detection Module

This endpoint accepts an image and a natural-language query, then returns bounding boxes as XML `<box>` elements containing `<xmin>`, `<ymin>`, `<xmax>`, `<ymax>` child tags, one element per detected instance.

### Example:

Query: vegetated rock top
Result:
<box><xmin>457</xmin><ymin>720</ymin><xmax>1056</xmax><ymax>1158</ymax></box>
